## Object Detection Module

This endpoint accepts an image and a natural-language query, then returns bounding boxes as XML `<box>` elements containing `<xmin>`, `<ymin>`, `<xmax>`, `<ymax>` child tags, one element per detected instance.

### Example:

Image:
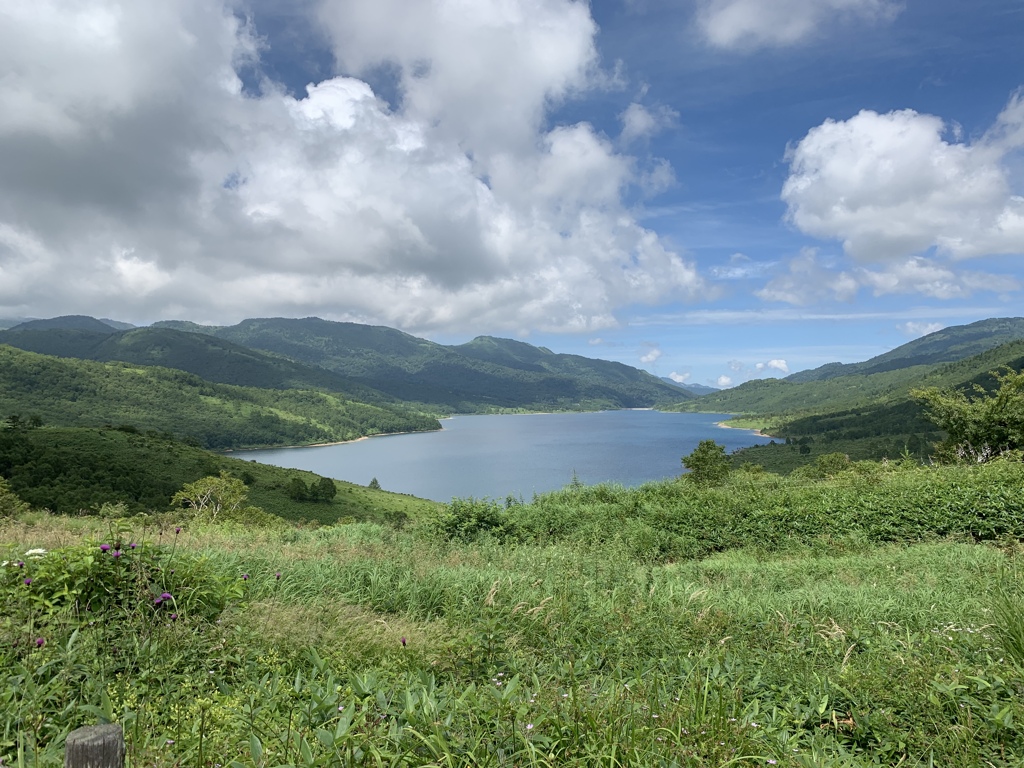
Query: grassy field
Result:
<box><xmin>4</xmin><ymin>461</ymin><xmax>1024</xmax><ymax>766</ymax></box>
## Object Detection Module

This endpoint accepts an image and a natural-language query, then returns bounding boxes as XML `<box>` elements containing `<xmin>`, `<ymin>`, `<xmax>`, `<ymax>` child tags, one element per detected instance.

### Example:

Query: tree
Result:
<box><xmin>286</xmin><ymin>477</ymin><xmax>310</xmax><ymax>502</ymax></box>
<box><xmin>172</xmin><ymin>471</ymin><xmax>252</xmax><ymax>522</ymax></box>
<box><xmin>312</xmin><ymin>476</ymin><xmax>337</xmax><ymax>502</ymax></box>
<box><xmin>0</xmin><ymin>476</ymin><xmax>29</xmax><ymax>518</ymax></box>
<box><xmin>368</xmin><ymin>477</ymin><xmax>381</xmax><ymax>490</ymax></box>
<box><xmin>681</xmin><ymin>440</ymin><xmax>731</xmax><ymax>486</ymax></box>
<box><xmin>913</xmin><ymin>369</ymin><xmax>1024</xmax><ymax>463</ymax></box>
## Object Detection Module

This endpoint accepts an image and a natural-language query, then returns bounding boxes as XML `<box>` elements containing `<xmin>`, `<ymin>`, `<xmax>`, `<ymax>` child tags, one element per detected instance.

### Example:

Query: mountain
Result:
<box><xmin>660</xmin><ymin>378</ymin><xmax>719</xmax><ymax>396</ymax></box>
<box><xmin>153</xmin><ymin>316</ymin><xmax>689</xmax><ymax>411</ymax></box>
<box><xmin>0</xmin><ymin>325</ymin><xmax>407</xmax><ymax>405</ymax></box>
<box><xmin>786</xmin><ymin>317</ymin><xmax>1024</xmax><ymax>383</ymax></box>
<box><xmin>7</xmin><ymin>315</ymin><xmax>117</xmax><ymax>333</ymax></box>
<box><xmin>0</xmin><ymin>345</ymin><xmax>440</xmax><ymax>449</ymax></box>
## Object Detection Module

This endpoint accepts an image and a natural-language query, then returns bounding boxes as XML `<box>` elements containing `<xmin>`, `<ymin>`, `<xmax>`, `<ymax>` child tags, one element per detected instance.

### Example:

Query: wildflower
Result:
<box><xmin>154</xmin><ymin>598</ymin><xmax>163</xmax><ymax>606</ymax></box>
<box><xmin>169</xmin><ymin>614</ymin><xmax>178</xmax><ymax>620</ymax></box>
<box><xmin>166</xmin><ymin>739</ymin><xmax>175</xmax><ymax>746</ymax></box>
<box><xmin>25</xmin><ymin>548</ymin><xmax>47</xmax><ymax>557</ymax></box>
<box><xmin>100</xmin><ymin>544</ymin><xmax>111</xmax><ymax>552</ymax></box>
<box><xmin>241</xmin><ymin>573</ymin><xmax>249</xmax><ymax>581</ymax></box>
<box><xmin>16</xmin><ymin>561</ymin><xmax>24</xmax><ymax>568</ymax></box>
<box><xmin>23</xmin><ymin>578</ymin><xmax>32</xmax><ymax>586</ymax></box>
<box><xmin>161</xmin><ymin>592</ymin><xmax>172</xmax><ymax>600</ymax></box>
<box><xmin>401</xmin><ymin>636</ymin><xmax>407</xmax><ymax>647</ymax></box>
<box><xmin>175</xmin><ymin>527</ymin><xmax>181</xmax><ymax>534</ymax></box>
<box><xmin>35</xmin><ymin>638</ymin><xmax>45</xmax><ymax>648</ymax></box>
<box><xmin>112</xmin><ymin>550</ymin><xmax>122</xmax><ymax>558</ymax></box>
<box><xmin>129</xmin><ymin>543</ymin><xmax>137</xmax><ymax>549</ymax></box>
<box><xmin>275</xmin><ymin>572</ymin><xmax>281</xmax><ymax>580</ymax></box>
<box><xmin>526</xmin><ymin>723</ymin><xmax>534</xmax><ymax>730</ymax></box>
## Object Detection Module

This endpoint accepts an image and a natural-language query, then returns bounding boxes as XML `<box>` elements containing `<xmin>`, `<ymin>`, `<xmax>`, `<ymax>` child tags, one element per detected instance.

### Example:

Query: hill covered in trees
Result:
<box><xmin>153</xmin><ymin>316</ymin><xmax>688</xmax><ymax>411</ymax></box>
<box><xmin>0</xmin><ymin>345</ymin><xmax>440</xmax><ymax>450</ymax></box>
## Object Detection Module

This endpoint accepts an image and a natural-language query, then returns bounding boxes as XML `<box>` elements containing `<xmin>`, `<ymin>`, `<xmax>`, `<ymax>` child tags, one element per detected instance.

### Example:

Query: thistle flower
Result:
<box><xmin>275</xmin><ymin>572</ymin><xmax>281</xmax><ymax>580</ymax></box>
<box><xmin>35</xmin><ymin>638</ymin><xmax>45</xmax><ymax>648</ymax></box>
<box><xmin>161</xmin><ymin>592</ymin><xmax>172</xmax><ymax>600</ymax></box>
<box><xmin>111</xmin><ymin>550</ymin><xmax>122</xmax><ymax>558</ymax></box>
<box><xmin>400</xmin><ymin>636</ymin><xmax>407</xmax><ymax>647</ymax></box>
<box><xmin>175</xmin><ymin>527</ymin><xmax>181</xmax><ymax>534</ymax></box>
<box><xmin>100</xmin><ymin>544</ymin><xmax>111</xmax><ymax>552</ymax></box>
<box><xmin>241</xmin><ymin>573</ymin><xmax>249</xmax><ymax>581</ymax></box>
<box><xmin>23</xmin><ymin>578</ymin><xmax>32</xmax><ymax>586</ymax></box>
<box><xmin>169</xmin><ymin>613</ymin><xmax>178</xmax><ymax>620</ymax></box>
<box><xmin>129</xmin><ymin>542</ymin><xmax>137</xmax><ymax>549</ymax></box>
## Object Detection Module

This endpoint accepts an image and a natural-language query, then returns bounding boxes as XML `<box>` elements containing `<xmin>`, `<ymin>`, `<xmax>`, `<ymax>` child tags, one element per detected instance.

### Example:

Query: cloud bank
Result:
<box><xmin>0</xmin><ymin>0</ymin><xmax>702</xmax><ymax>332</ymax></box>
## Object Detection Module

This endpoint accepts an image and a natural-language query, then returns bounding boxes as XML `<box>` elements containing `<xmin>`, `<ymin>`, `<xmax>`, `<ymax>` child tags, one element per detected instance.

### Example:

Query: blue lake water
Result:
<box><xmin>238</xmin><ymin>411</ymin><xmax>772</xmax><ymax>502</ymax></box>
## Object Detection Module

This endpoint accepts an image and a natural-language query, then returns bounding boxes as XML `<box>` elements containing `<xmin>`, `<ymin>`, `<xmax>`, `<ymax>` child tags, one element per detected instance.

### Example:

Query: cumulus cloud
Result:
<box><xmin>757</xmin><ymin>250</ymin><xmax>1017</xmax><ymax>306</ymax></box>
<box><xmin>757</xmin><ymin>249</ymin><xmax>859</xmax><ymax>305</ymax></box>
<box><xmin>716</xmin><ymin>375</ymin><xmax>733</xmax><ymax>387</ymax></box>
<box><xmin>783</xmin><ymin>92</ymin><xmax>1024</xmax><ymax>263</ymax></box>
<box><xmin>640</xmin><ymin>344</ymin><xmax>662</xmax><ymax>363</ymax></box>
<box><xmin>755</xmin><ymin>359</ymin><xmax>790</xmax><ymax>374</ymax></box>
<box><xmin>668</xmin><ymin>371</ymin><xmax>691</xmax><ymax>383</ymax></box>
<box><xmin>619</xmin><ymin>102</ymin><xmax>678</xmax><ymax>144</ymax></box>
<box><xmin>0</xmin><ymin>0</ymin><xmax>703</xmax><ymax>332</ymax></box>
<box><xmin>899</xmin><ymin>321</ymin><xmax>944</xmax><ymax>337</ymax></box>
<box><xmin>696</xmin><ymin>0</ymin><xmax>901</xmax><ymax>50</ymax></box>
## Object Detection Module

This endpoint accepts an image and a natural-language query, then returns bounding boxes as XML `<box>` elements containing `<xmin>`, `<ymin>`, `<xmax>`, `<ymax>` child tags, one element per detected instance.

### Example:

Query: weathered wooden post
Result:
<box><xmin>64</xmin><ymin>724</ymin><xmax>124</xmax><ymax>768</ymax></box>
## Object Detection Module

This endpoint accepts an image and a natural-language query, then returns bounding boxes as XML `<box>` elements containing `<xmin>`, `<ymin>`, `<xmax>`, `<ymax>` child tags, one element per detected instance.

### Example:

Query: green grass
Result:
<box><xmin>4</xmin><ymin>463</ymin><xmax>1024</xmax><ymax>766</ymax></box>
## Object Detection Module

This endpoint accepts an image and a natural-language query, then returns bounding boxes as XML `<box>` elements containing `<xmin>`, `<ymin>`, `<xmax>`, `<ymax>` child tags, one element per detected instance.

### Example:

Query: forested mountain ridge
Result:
<box><xmin>786</xmin><ymin>317</ymin><xmax>1024</xmax><ymax>383</ymax></box>
<box><xmin>153</xmin><ymin>316</ymin><xmax>688</xmax><ymax>411</ymax></box>
<box><xmin>0</xmin><ymin>345</ymin><xmax>440</xmax><ymax>449</ymax></box>
<box><xmin>0</xmin><ymin>326</ymin><xmax>409</xmax><ymax>406</ymax></box>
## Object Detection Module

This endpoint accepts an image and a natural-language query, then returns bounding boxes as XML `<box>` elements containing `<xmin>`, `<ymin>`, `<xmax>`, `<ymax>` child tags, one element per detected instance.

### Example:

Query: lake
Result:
<box><xmin>238</xmin><ymin>410</ymin><xmax>772</xmax><ymax>502</ymax></box>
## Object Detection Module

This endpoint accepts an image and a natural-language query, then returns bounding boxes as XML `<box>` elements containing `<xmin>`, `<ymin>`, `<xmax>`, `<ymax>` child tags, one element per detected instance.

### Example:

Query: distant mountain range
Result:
<box><xmin>660</xmin><ymin>378</ymin><xmax>720</xmax><ymax>396</ymax></box>
<box><xmin>0</xmin><ymin>316</ymin><xmax>690</xmax><ymax>436</ymax></box>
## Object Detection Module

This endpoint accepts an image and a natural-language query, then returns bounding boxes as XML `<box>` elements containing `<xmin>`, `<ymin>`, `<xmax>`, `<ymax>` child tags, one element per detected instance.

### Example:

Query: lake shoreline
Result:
<box><xmin>715</xmin><ymin>420</ymin><xmax>777</xmax><ymax>438</ymax></box>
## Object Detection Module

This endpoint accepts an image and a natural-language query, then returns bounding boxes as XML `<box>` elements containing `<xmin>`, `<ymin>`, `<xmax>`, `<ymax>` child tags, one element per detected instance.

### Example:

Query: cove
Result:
<box><xmin>240</xmin><ymin>410</ymin><xmax>773</xmax><ymax>503</ymax></box>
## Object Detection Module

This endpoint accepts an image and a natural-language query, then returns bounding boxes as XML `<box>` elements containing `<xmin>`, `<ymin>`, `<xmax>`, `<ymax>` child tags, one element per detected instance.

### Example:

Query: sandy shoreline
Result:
<box><xmin>715</xmin><ymin>420</ymin><xmax>776</xmax><ymax>438</ymax></box>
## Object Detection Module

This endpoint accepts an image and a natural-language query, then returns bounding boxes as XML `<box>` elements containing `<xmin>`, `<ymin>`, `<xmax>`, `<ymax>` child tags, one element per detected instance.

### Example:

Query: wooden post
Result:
<box><xmin>64</xmin><ymin>724</ymin><xmax>124</xmax><ymax>768</ymax></box>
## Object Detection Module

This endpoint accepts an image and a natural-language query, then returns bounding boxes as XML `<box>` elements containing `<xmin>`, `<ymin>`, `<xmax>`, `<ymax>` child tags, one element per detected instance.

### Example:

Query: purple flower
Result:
<box><xmin>16</xmin><ymin>561</ymin><xmax>24</xmax><ymax>568</ymax></box>
<box><xmin>175</xmin><ymin>527</ymin><xmax>181</xmax><ymax>534</ymax></box>
<box><xmin>400</xmin><ymin>637</ymin><xmax>407</xmax><ymax>647</ymax></box>
<box><xmin>154</xmin><ymin>598</ymin><xmax>163</xmax><ymax>606</ymax></box>
<box><xmin>161</xmin><ymin>592</ymin><xmax>172</xmax><ymax>600</ymax></box>
<box><xmin>35</xmin><ymin>637</ymin><xmax>45</xmax><ymax>648</ymax></box>
<box><xmin>275</xmin><ymin>572</ymin><xmax>281</xmax><ymax>580</ymax></box>
<box><xmin>111</xmin><ymin>550</ymin><xmax>122</xmax><ymax>558</ymax></box>
<box><xmin>23</xmin><ymin>578</ymin><xmax>32</xmax><ymax>586</ymax></box>
<box><xmin>241</xmin><ymin>574</ymin><xmax>249</xmax><ymax>581</ymax></box>
<box><xmin>100</xmin><ymin>544</ymin><xmax>111</xmax><ymax>552</ymax></box>
<box><xmin>169</xmin><ymin>613</ymin><xmax>178</xmax><ymax>620</ymax></box>
<box><xmin>129</xmin><ymin>542</ymin><xmax>137</xmax><ymax>549</ymax></box>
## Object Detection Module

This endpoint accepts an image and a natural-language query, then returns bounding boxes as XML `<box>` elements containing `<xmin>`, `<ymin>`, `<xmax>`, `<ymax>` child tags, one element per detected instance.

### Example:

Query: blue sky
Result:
<box><xmin>0</xmin><ymin>0</ymin><xmax>1021</xmax><ymax>387</ymax></box>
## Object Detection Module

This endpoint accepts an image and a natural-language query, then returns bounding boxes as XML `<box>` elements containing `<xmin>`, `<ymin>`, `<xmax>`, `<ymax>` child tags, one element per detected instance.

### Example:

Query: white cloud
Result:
<box><xmin>755</xmin><ymin>359</ymin><xmax>790</xmax><ymax>374</ymax></box>
<box><xmin>0</xmin><ymin>0</ymin><xmax>704</xmax><ymax>332</ymax></box>
<box><xmin>640</xmin><ymin>346</ymin><xmax>662</xmax><ymax>363</ymax></box>
<box><xmin>756</xmin><ymin>249</ymin><xmax>859</xmax><ymax>305</ymax></box>
<box><xmin>899</xmin><ymin>321</ymin><xmax>944</xmax><ymax>338</ymax></box>
<box><xmin>716</xmin><ymin>375</ymin><xmax>733</xmax><ymax>387</ymax></box>
<box><xmin>696</xmin><ymin>0</ymin><xmax>901</xmax><ymax>50</ymax></box>
<box><xmin>668</xmin><ymin>371</ymin><xmax>691</xmax><ymax>383</ymax></box>
<box><xmin>783</xmin><ymin>92</ymin><xmax>1024</xmax><ymax>263</ymax></box>
<box><xmin>619</xmin><ymin>103</ymin><xmax>678</xmax><ymax>144</ymax></box>
<box><xmin>710</xmin><ymin>253</ymin><xmax>776</xmax><ymax>280</ymax></box>
<box><xmin>756</xmin><ymin>249</ymin><xmax>1017</xmax><ymax>307</ymax></box>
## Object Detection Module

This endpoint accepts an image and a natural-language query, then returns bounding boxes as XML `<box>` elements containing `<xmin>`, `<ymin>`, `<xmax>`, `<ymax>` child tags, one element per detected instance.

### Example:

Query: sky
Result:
<box><xmin>0</xmin><ymin>0</ymin><xmax>1022</xmax><ymax>387</ymax></box>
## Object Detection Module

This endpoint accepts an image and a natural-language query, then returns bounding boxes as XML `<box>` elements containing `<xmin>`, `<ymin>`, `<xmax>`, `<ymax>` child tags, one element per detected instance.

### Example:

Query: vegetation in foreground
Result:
<box><xmin>5</xmin><ymin>454</ymin><xmax>1024</xmax><ymax>767</ymax></box>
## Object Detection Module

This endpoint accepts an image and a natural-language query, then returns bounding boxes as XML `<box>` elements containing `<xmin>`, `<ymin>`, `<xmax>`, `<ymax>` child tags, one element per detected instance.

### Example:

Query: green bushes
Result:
<box><xmin>430</xmin><ymin>459</ymin><xmax>1024</xmax><ymax>561</ymax></box>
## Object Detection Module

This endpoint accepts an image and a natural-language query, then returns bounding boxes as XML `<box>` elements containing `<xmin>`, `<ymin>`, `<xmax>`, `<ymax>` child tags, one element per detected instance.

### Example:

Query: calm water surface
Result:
<box><xmin>239</xmin><ymin>411</ymin><xmax>772</xmax><ymax>502</ymax></box>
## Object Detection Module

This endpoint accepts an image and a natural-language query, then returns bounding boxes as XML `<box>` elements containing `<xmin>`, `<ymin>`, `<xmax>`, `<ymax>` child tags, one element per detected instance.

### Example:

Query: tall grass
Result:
<box><xmin>4</xmin><ymin>460</ymin><xmax>1024</xmax><ymax>765</ymax></box>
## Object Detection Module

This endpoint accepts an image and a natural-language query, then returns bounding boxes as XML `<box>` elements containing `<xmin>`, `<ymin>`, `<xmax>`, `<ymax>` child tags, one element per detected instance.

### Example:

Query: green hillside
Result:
<box><xmin>0</xmin><ymin>426</ymin><xmax>437</xmax><ymax>523</ymax></box>
<box><xmin>787</xmin><ymin>317</ymin><xmax>1024</xmax><ymax>383</ymax></box>
<box><xmin>0</xmin><ymin>345</ymin><xmax>440</xmax><ymax>449</ymax></box>
<box><xmin>155</xmin><ymin>316</ymin><xmax>687</xmax><ymax>411</ymax></box>
<box><xmin>0</xmin><ymin>326</ymin><xmax>409</xmax><ymax>405</ymax></box>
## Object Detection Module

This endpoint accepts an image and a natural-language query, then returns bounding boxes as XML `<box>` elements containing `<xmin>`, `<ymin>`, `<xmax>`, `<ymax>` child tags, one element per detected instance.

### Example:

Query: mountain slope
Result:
<box><xmin>155</xmin><ymin>316</ymin><xmax>688</xmax><ymax>411</ymax></box>
<box><xmin>0</xmin><ymin>326</ymin><xmax>407</xmax><ymax>405</ymax></box>
<box><xmin>0</xmin><ymin>345</ymin><xmax>440</xmax><ymax>449</ymax></box>
<box><xmin>787</xmin><ymin>317</ymin><xmax>1024</xmax><ymax>383</ymax></box>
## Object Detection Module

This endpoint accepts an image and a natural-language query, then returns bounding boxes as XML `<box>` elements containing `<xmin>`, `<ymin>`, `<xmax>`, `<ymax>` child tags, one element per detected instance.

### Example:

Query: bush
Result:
<box><xmin>682</xmin><ymin>440</ymin><xmax>731</xmax><ymax>487</ymax></box>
